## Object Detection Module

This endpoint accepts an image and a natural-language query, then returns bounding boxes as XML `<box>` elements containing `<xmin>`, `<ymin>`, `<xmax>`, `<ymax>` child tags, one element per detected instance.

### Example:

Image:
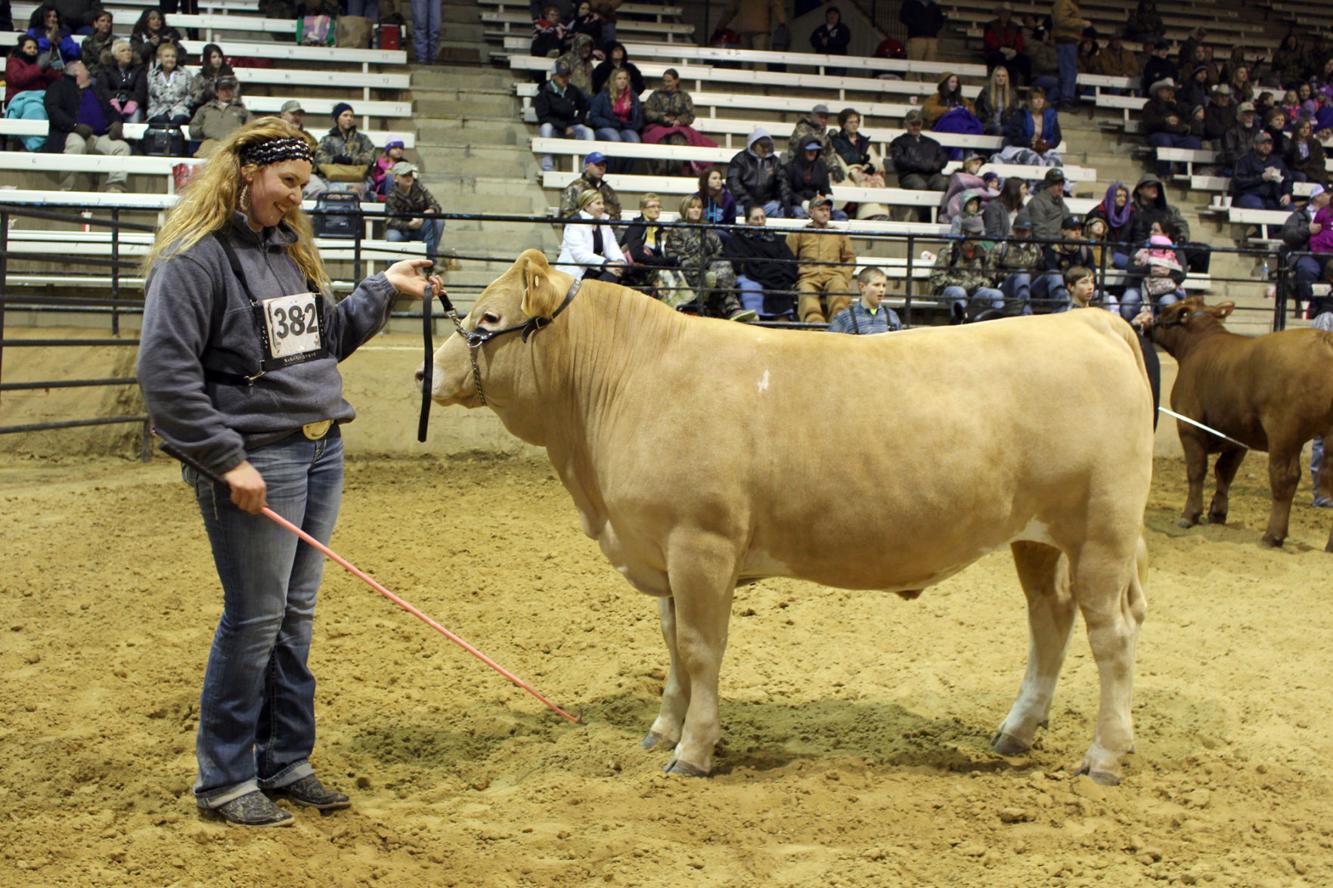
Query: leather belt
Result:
<box><xmin>302</xmin><ymin>420</ymin><xmax>334</xmax><ymax>440</ymax></box>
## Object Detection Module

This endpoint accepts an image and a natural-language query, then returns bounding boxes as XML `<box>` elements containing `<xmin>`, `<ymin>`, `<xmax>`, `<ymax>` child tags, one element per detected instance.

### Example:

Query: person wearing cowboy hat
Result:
<box><xmin>1026</xmin><ymin>167</ymin><xmax>1070</xmax><ymax>241</ymax></box>
<box><xmin>1142</xmin><ymin>77</ymin><xmax>1202</xmax><ymax>178</ymax></box>
<box><xmin>1219</xmin><ymin>100</ymin><xmax>1260</xmax><ymax>176</ymax></box>
<box><xmin>1204</xmin><ymin>83</ymin><xmax>1236</xmax><ymax>143</ymax></box>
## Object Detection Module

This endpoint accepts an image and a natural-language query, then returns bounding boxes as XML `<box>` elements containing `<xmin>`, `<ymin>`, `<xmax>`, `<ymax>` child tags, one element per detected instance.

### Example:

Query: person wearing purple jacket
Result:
<box><xmin>1083</xmin><ymin>181</ymin><xmax>1135</xmax><ymax>268</ymax></box>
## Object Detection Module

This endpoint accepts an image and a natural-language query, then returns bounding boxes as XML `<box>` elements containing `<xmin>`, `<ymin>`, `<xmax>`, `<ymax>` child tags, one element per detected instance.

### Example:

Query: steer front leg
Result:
<box><xmin>643</xmin><ymin>596</ymin><xmax>689</xmax><ymax>751</ymax></box>
<box><xmin>1208</xmin><ymin>447</ymin><xmax>1247</xmax><ymax>524</ymax></box>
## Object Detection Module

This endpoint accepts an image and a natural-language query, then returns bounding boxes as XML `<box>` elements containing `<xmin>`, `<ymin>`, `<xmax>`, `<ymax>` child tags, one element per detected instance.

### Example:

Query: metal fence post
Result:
<box><xmin>0</xmin><ymin>210</ymin><xmax>8</xmax><ymax>404</ymax></box>
<box><xmin>110</xmin><ymin>207</ymin><xmax>121</xmax><ymax>336</ymax></box>
<box><xmin>903</xmin><ymin>234</ymin><xmax>915</xmax><ymax>327</ymax></box>
<box><xmin>353</xmin><ymin>208</ymin><xmax>364</xmax><ymax>285</ymax></box>
<box><xmin>1273</xmin><ymin>255</ymin><xmax>1289</xmax><ymax>332</ymax></box>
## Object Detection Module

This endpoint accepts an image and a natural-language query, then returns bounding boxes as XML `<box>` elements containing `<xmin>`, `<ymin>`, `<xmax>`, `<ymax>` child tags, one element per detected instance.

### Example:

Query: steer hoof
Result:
<box><xmin>1207</xmin><ymin>511</ymin><xmax>1227</xmax><ymax>525</ymax></box>
<box><xmin>663</xmin><ymin>758</ymin><xmax>710</xmax><ymax>778</ymax></box>
<box><xmin>990</xmin><ymin>730</ymin><xmax>1031</xmax><ymax>757</ymax></box>
<box><xmin>1176</xmin><ymin>515</ymin><xmax>1199</xmax><ymax>529</ymax></box>
<box><xmin>1261</xmin><ymin>534</ymin><xmax>1285</xmax><ymax>548</ymax></box>
<box><xmin>640</xmin><ymin>731</ymin><xmax>671</xmax><ymax>750</ymax></box>
<box><xmin>1088</xmin><ymin>769</ymin><xmax>1122</xmax><ymax>786</ymax></box>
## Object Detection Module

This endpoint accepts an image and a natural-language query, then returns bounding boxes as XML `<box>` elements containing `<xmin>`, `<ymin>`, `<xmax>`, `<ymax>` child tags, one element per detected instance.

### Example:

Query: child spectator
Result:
<box><xmin>695</xmin><ymin>166</ymin><xmax>737</xmax><ymax>227</ymax></box>
<box><xmin>987</xmin><ymin>212</ymin><xmax>1042</xmax><ymax>315</ymax></box>
<box><xmin>591</xmin><ymin>42</ymin><xmax>645</xmax><ymax>96</ymax></box>
<box><xmin>556</xmin><ymin>189</ymin><xmax>626</xmax><ymax>282</ymax></box>
<box><xmin>983</xmin><ymin>177</ymin><xmax>1028</xmax><ymax>240</ymax></box>
<box><xmin>1287</xmin><ymin>118</ymin><xmax>1330</xmax><ymax>188</ymax></box>
<box><xmin>5</xmin><ymin>34</ymin><xmax>61</xmax><ymax>105</ymax></box>
<box><xmin>724</xmin><ymin>204</ymin><xmax>798</xmax><ymax>317</ymax></box>
<box><xmin>1122</xmin><ymin>231</ymin><xmax>1187</xmax><ymax>317</ymax></box>
<box><xmin>587</xmin><ymin>66</ymin><xmax>642</xmax><ymax>173</ymax></box>
<box><xmin>146</xmin><ymin>42</ymin><xmax>191</xmax><ymax>126</ymax></box>
<box><xmin>948</xmin><ymin>187</ymin><xmax>993</xmax><ymax>237</ymax></box>
<box><xmin>371</xmin><ymin>139</ymin><xmax>406</xmax><ymax>196</ymax></box>
<box><xmin>534</xmin><ymin>60</ymin><xmax>593</xmax><ymax>173</ymax></box>
<box><xmin>1065</xmin><ymin>265</ymin><xmax>1097</xmax><ymax>309</ymax></box>
<box><xmin>784</xmin><ymin>141</ymin><xmax>845</xmax><ymax>220</ymax></box>
<box><xmin>641</xmin><ymin>69</ymin><xmax>717</xmax><ymax>175</ymax></box>
<box><xmin>727</xmin><ymin>128</ymin><xmax>794</xmax><ymax>219</ymax></box>
<box><xmin>809</xmin><ymin>6</ymin><xmax>851</xmax><ymax>76</ymax></box>
<box><xmin>931</xmin><ymin>216</ymin><xmax>1002</xmax><ymax>322</ymax></box>
<box><xmin>786</xmin><ymin>196</ymin><xmax>855</xmax><ymax>323</ymax></box>
<box><xmin>131</xmin><ymin>8</ymin><xmax>181</xmax><ymax>67</ymax></box>
<box><xmin>189</xmin><ymin>75</ymin><xmax>252</xmax><ymax>157</ymax></box>
<box><xmin>940</xmin><ymin>153</ymin><xmax>992</xmax><ymax>223</ymax></box>
<box><xmin>975</xmin><ymin>66</ymin><xmax>1019</xmax><ymax>136</ymax></box>
<box><xmin>27</xmin><ymin>4</ymin><xmax>80</xmax><ymax>70</ymax></box>
<box><xmin>80</xmin><ymin>10</ymin><xmax>114</xmax><ymax>83</ymax></box>
<box><xmin>665</xmin><ymin>194</ymin><xmax>753</xmax><ymax>321</ymax></box>
<box><xmin>1140</xmin><ymin>39</ymin><xmax>1177</xmax><ymax>100</ymax></box>
<box><xmin>557</xmin><ymin>32</ymin><xmax>597</xmax><ymax>95</ymax></box>
<box><xmin>44</xmin><ymin>60</ymin><xmax>130</xmax><ymax>192</ymax></box>
<box><xmin>983</xmin><ymin>5</ymin><xmax>1029</xmax><ymax>84</ymax></box>
<box><xmin>558</xmin><ymin>151</ymin><xmax>620</xmax><ymax>220</ymax></box>
<box><xmin>531</xmin><ymin>3</ymin><xmax>568</xmax><ymax>58</ymax></box>
<box><xmin>103</xmin><ymin>40</ymin><xmax>147</xmax><ymax>124</ymax></box>
<box><xmin>829</xmin><ymin>267</ymin><xmax>902</xmax><ymax>334</ymax></box>
<box><xmin>316</xmin><ymin>102</ymin><xmax>376</xmax><ymax>188</ymax></box>
<box><xmin>385</xmin><ymin>162</ymin><xmax>444</xmax><ymax>263</ymax></box>
<box><xmin>191</xmin><ymin>43</ymin><xmax>234</xmax><ymax>108</ymax></box>
<box><xmin>1000</xmin><ymin>86</ymin><xmax>1062</xmax><ymax>166</ymax></box>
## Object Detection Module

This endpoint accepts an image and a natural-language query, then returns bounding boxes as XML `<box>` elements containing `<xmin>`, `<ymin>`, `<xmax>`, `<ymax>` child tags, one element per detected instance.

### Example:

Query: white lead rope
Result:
<box><xmin>1158</xmin><ymin>407</ymin><xmax>1251</xmax><ymax>449</ymax></box>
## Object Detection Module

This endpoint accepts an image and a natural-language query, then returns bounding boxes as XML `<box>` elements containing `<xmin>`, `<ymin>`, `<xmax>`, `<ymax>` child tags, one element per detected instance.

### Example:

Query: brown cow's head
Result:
<box><xmin>1149</xmin><ymin>296</ymin><xmax>1234</xmax><ymax>355</ymax></box>
<box><xmin>423</xmin><ymin>250</ymin><xmax>576</xmax><ymax>441</ymax></box>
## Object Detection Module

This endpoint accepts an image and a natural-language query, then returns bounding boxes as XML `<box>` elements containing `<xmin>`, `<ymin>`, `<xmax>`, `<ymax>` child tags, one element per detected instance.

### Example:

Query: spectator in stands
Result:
<box><xmin>1140</xmin><ymin>40</ymin><xmax>1177</xmax><ymax>100</ymax></box>
<box><xmin>829</xmin><ymin>267</ymin><xmax>902</xmax><ymax>334</ymax></box>
<box><xmin>899</xmin><ymin>0</ymin><xmax>944</xmax><ymax>66</ymax></box>
<box><xmin>557</xmin><ymin>32</ymin><xmax>597</xmax><ymax>96</ymax></box>
<box><xmin>412</xmin><ymin>0</ymin><xmax>442</xmax><ymax>64</ymax></box>
<box><xmin>1273</xmin><ymin>34</ymin><xmax>1307</xmax><ymax>90</ymax></box>
<box><xmin>1094</xmin><ymin>35</ymin><xmax>1137</xmax><ymax>82</ymax></box>
<box><xmin>131</xmin><ymin>9</ymin><xmax>181</xmax><ymax>67</ymax></box>
<box><xmin>975</xmin><ymin>66</ymin><xmax>1019</xmax><ymax>136</ymax></box>
<box><xmin>1123</xmin><ymin>0</ymin><xmax>1161</xmax><ymax>43</ymax></box>
<box><xmin>787</xmin><ymin>196</ymin><xmax>855</xmax><ymax>324</ymax></box>
<box><xmin>1051</xmin><ymin>0</ymin><xmax>1090</xmax><ymax>108</ymax></box>
<box><xmin>940</xmin><ymin>153</ymin><xmax>993</xmax><ymax>223</ymax></box>
<box><xmin>923</xmin><ymin>72</ymin><xmax>977</xmax><ymax>129</ymax></box>
<box><xmin>558</xmin><ymin>151</ymin><xmax>621</xmax><ymax>220</ymax></box>
<box><xmin>1176</xmin><ymin>28</ymin><xmax>1207</xmax><ymax>70</ymax></box>
<box><xmin>534</xmin><ymin>59</ymin><xmax>593</xmax><ymax>174</ymax></box>
<box><xmin>556</xmin><ymin>189</ymin><xmax>626</xmax><ymax>282</ymax></box>
<box><xmin>1127</xmin><ymin>173</ymin><xmax>1189</xmax><ymax>247</ymax></box>
<box><xmin>1143</xmin><ymin>78</ymin><xmax>1203</xmax><ymax>177</ymax></box>
<box><xmin>1121</xmin><ymin>229</ymin><xmax>1187</xmax><ymax>318</ymax></box>
<box><xmin>1218</xmin><ymin>101</ymin><xmax>1259</xmax><ymax>176</ymax></box>
<box><xmin>1279</xmin><ymin>89</ymin><xmax>1302</xmax><ymax>129</ymax></box>
<box><xmin>1064</xmin><ymin>265</ymin><xmax>1099</xmax><ymax>309</ymax></box>
<box><xmin>1077</xmin><ymin>29</ymin><xmax>1100</xmax><ymax>79</ymax></box>
<box><xmin>620</xmin><ymin>193</ymin><xmax>678</xmax><ymax>296</ymax></box>
<box><xmin>948</xmin><ymin>187</ymin><xmax>994</xmax><ymax>237</ymax></box>
<box><xmin>80</xmin><ymin>10</ymin><xmax>114</xmax><ymax>84</ymax></box>
<box><xmin>1032</xmin><ymin>214</ymin><xmax>1091</xmax><ymax>312</ymax></box>
<box><xmin>727</xmin><ymin>128</ymin><xmax>793</xmax><ymax>218</ymax></box>
<box><xmin>983</xmin><ymin>177</ymin><xmax>1028</xmax><ymax>239</ymax></box>
<box><xmin>1203</xmin><ymin>84</ymin><xmax>1236</xmax><ymax>146</ymax></box>
<box><xmin>385</xmin><ymin>162</ymin><xmax>444</xmax><ymax>263</ymax></box>
<box><xmin>1027</xmin><ymin>167</ymin><xmax>1070</xmax><ymax>241</ymax></box>
<box><xmin>44</xmin><ymin>59</ymin><xmax>129</xmax><ymax>192</ymax></box>
<box><xmin>1281</xmin><ymin>184</ymin><xmax>1331</xmax><ymax>318</ymax></box>
<box><xmin>695</xmin><ymin>166</ymin><xmax>738</xmax><ymax>227</ymax></box>
<box><xmin>1028</xmin><ymin>28</ymin><xmax>1060</xmax><ymax>102</ymax></box>
<box><xmin>1000</xmin><ymin>86</ymin><xmax>1062</xmax><ymax>167</ymax></box>
<box><xmin>587</xmin><ymin>67</ymin><xmax>643</xmax><ymax>173</ymax></box>
<box><xmin>783</xmin><ymin>104</ymin><xmax>842</xmax><ymax>182</ymax></box>
<box><xmin>591</xmin><ymin>42</ymin><xmax>645</xmax><ymax>96</ymax></box>
<box><xmin>714</xmin><ymin>0</ymin><xmax>787</xmax><ymax>53</ymax></box>
<box><xmin>1231</xmin><ymin>131</ymin><xmax>1293</xmax><ymax>216</ymax></box>
<box><xmin>191</xmin><ymin>43</ymin><xmax>234</xmax><ymax>109</ymax></box>
<box><xmin>1296</xmin><ymin>82</ymin><xmax>1319</xmax><ymax>120</ymax></box>
<box><xmin>1085</xmin><ymin>181</ymin><xmax>1134</xmax><ymax>268</ymax></box>
<box><xmin>641</xmin><ymin>72</ymin><xmax>717</xmax><ymax>176</ymax></box>
<box><xmin>932</xmin><ymin>216</ymin><xmax>1002</xmax><ymax>322</ymax></box>
<box><xmin>1226</xmin><ymin>63</ymin><xmax>1254</xmax><ymax>106</ymax></box>
<box><xmin>1179</xmin><ymin>65</ymin><xmax>1213</xmax><ymax>114</ymax></box>
<box><xmin>316</xmin><ymin>102</ymin><xmax>376</xmax><ymax>187</ymax></box>
<box><xmin>191</xmin><ymin>76</ymin><xmax>253</xmax><ymax>157</ymax></box>
<box><xmin>51</xmin><ymin>0</ymin><xmax>99</xmax><ymax>34</ymax></box>
<box><xmin>890</xmin><ymin>109</ymin><xmax>949</xmax><ymax>196</ymax></box>
<box><xmin>147</xmin><ymin>42</ymin><xmax>191</xmax><ymax>127</ymax></box>
<box><xmin>280</xmin><ymin>99</ymin><xmax>307</xmax><ymax>133</ymax></box>
<box><xmin>531</xmin><ymin>3</ymin><xmax>568</xmax><ymax>58</ymax></box>
<box><xmin>724</xmin><ymin>204</ymin><xmax>798</xmax><ymax>317</ymax></box>
<box><xmin>370</xmin><ymin>139</ymin><xmax>405</xmax><ymax>196</ymax></box>
<box><xmin>784</xmin><ymin>140</ymin><xmax>845</xmax><ymax>220</ymax></box>
<box><xmin>103</xmin><ymin>40</ymin><xmax>146</xmax><ymax>125</ymax></box>
<box><xmin>987</xmin><ymin>212</ymin><xmax>1041</xmax><ymax>314</ymax></box>
<box><xmin>27</xmin><ymin>5</ymin><xmax>80</xmax><ymax>69</ymax></box>
<box><xmin>6</xmin><ymin>33</ymin><xmax>61</xmax><ymax>106</ymax></box>
<box><xmin>810</xmin><ymin>6</ymin><xmax>851</xmax><ymax>76</ymax></box>
<box><xmin>563</xmin><ymin>1</ymin><xmax>603</xmax><ymax>47</ymax></box>
<box><xmin>666</xmin><ymin>195</ymin><xmax>753</xmax><ymax>321</ymax></box>
<box><xmin>1263</xmin><ymin>108</ymin><xmax>1290</xmax><ymax>156</ymax></box>
<box><xmin>830</xmin><ymin>108</ymin><xmax>888</xmax><ymax>218</ymax></box>
<box><xmin>1287</xmin><ymin>118</ymin><xmax>1329</xmax><ymax>188</ymax></box>
<box><xmin>983</xmin><ymin>5</ymin><xmax>1029</xmax><ymax>84</ymax></box>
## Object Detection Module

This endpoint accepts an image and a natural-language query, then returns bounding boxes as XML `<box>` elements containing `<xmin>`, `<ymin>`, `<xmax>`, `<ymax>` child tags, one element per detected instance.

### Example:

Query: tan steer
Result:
<box><xmin>424</xmin><ymin>250</ymin><xmax>1155</xmax><ymax>784</ymax></box>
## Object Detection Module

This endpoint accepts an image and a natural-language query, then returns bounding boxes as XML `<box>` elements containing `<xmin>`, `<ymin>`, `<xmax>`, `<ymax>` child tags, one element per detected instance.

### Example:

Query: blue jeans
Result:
<box><xmin>1123</xmin><ymin>286</ymin><xmax>1183</xmax><ymax>313</ymax></box>
<box><xmin>1056</xmin><ymin>42</ymin><xmax>1078</xmax><ymax>104</ymax></box>
<box><xmin>594</xmin><ymin>127</ymin><xmax>641</xmax><ymax>172</ymax></box>
<box><xmin>411</xmin><ymin>0</ymin><xmax>441</xmax><ymax>63</ymax></box>
<box><xmin>538</xmin><ymin>122</ymin><xmax>594</xmax><ymax>171</ymax></box>
<box><xmin>942</xmin><ymin>284</ymin><xmax>1005</xmax><ymax>318</ymax></box>
<box><xmin>1000</xmin><ymin>272</ymin><xmax>1032</xmax><ymax>315</ymax></box>
<box><xmin>761</xmin><ymin>200</ymin><xmax>808</xmax><ymax>219</ymax></box>
<box><xmin>1294</xmin><ymin>254</ymin><xmax>1331</xmax><ymax>313</ymax></box>
<box><xmin>1032</xmin><ymin>271</ymin><xmax>1071</xmax><ymax>312</ymax></box>
<box><xmin>387</xmin><ymin>217</ymin><xmax>444</xmax><ymax>260</ymax></box>
<box><xmin>345</xmin><ymin>0</ymin><xmax>379</xmax><ymax>19</ymax></box>
<box><xmin>189</xmin><ymin>430</ymin><xmax>345</xmax><ymax>808</ymax></box>
<box><xmin>736</xmin><ymin>274</ymin><xmax>764</xmax><ymax>313</ymax></box>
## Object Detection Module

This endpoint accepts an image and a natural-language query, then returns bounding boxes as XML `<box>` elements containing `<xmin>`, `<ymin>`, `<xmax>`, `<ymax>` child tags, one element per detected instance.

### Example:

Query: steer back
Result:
<box><xmin>431</xmin><ymin>250</ymin><xmax>1155</xmax><ymax>594</ymax></box>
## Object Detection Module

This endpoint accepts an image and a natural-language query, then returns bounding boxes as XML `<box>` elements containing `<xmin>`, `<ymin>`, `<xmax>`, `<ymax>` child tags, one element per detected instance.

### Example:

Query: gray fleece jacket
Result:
<box><xmin>137</xmin><ymin>213</ymin><xmax>398</xmax><ymax>476</ymax></box>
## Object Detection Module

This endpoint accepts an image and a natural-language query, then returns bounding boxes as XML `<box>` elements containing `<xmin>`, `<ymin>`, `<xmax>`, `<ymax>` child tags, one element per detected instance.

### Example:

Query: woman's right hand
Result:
<box><xmin>223</xmin><ymin>461</ymin><xmax>267</xmax><ymax>514</ymax></box>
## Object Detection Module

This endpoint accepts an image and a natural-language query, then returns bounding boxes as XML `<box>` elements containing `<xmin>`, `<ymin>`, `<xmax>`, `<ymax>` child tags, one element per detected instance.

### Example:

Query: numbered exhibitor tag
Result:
<box><xmin>261</xmin><ymin>292</ymin><xmax>324</xmax><ymax>363</ymax></box>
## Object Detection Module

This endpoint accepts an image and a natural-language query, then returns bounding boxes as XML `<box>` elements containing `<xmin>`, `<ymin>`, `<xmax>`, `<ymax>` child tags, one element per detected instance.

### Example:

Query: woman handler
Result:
<box><xmin>136</xmin><ymin>118</ymin><xmax>442</xmax><ymax>828</ymax></box>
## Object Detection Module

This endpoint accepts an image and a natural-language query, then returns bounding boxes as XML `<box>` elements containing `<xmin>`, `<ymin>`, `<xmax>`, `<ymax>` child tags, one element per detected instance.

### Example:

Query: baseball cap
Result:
<box><xmin>812</xmin><ymin>103</ymin><xmax>831</xmax><ymax>115</ymax></box>
<box><xmin>215</xmin><ymin>75</ymin><xmax>238</xmax><ymax>91</ymax></box>
<box><xmin>585</xmin><ymin>151</ymin><xmax>608</xmax><ymax>165</ymax></box>
<box><xmin>1254</xmin><ymin>131</ymin><xmax>1274</xmax><ymax>145</ymax></box>
<box><xmin>803</xmin><ymin>140</ymin><xmax>822</xmax><ymax>150</ymax></box>
<box><xmin>280</xmin><ymin>99</ymin><xmax>304</xmax><ymax>113</ymax></box>
<box><xmin>1044</xmin><ymin>168</ymin><xmax>1066</xmax><ymax>185</ymax></box>
<box><xmin>905</xmin><ymin>109</ymin><xmax>924</xmax><ymax>124</ymax></box>
<box><xmin>385</xmin><ymin>138</ymin><xmax>405</xmax><ymax>150</ymax></box>
<box><xmin>552</xmin><ymin>59</ymin><xmax>572</xmax><ymax>76</ymax></box>
<box><xmin>391</xmin><ymin>161</ymin><xmax>419</xmax><ymax>176</ymax></box>
<box><xmin>810</xmin><ymin>195</ymin><xmax>833</xmax><ymax>208</ymax></box>
<box><xmin>1060</xmin><ymin>214</ymin><xmax>1083</xmax><ymax>230</ymax></box>
<box><xmin>1012</xmin><ymin>214</ymin><xmax>1032</xmax><ymax>230</ymax></box>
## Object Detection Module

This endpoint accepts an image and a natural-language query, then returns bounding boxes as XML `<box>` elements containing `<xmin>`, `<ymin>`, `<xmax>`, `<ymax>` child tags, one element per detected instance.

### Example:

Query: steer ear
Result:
<box><xmin>1209</xmin><ymin>301</ymin><xmax>1235</xmax><ymax>320</ymax></box>
<box><xmin>518</xmin><ymin>249</ymin><xmax>562</xmax><ymax>319</ymax></box>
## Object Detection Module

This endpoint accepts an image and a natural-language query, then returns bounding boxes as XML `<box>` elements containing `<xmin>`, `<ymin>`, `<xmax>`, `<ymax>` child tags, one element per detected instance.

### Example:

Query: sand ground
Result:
<box><xmin>1</xmin><ymin>451</ymin><xmax>1331</xmax><ymax>887</ymax></box>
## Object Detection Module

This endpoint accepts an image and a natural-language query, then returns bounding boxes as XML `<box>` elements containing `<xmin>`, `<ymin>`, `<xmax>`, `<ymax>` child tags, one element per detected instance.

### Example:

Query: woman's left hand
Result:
<box><xmin>385</xmin><ymin>258</ymin><xmax>444</xmax><ymax>301</ymax></box>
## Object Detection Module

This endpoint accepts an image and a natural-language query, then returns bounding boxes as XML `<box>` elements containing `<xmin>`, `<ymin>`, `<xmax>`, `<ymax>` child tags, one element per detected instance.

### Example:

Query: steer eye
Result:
<box><xmin>480</xmin><ymin>311</ymin><xmax>501</xmax><ymax>325</ymax></box>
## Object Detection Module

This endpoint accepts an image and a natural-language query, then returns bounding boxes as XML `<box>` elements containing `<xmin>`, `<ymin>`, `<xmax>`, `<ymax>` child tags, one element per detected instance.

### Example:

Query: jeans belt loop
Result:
<box><xmin>302</xmin><ymin>420</ymin><xmax>334</xmax><ymax>441</ymax></box>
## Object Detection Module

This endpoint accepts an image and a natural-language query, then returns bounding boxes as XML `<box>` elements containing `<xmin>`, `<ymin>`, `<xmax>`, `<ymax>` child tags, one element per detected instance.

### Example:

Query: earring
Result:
<box><xmin>238</xmin><ymin>182</ymin><xmax>250</xmax><ymax>213</ymax></box>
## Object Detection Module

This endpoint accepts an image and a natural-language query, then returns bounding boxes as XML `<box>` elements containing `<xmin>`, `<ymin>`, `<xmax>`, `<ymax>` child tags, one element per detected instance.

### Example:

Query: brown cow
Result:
<box><xmin>1150</xmin><ymin>298</ymin><xmax>1333</xmax><ymax>552</ymax></box>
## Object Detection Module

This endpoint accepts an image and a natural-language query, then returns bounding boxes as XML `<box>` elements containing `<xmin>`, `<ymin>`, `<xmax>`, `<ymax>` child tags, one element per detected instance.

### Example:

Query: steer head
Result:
<box><xmin>1149</xmin><ymin>296</ymin><xmax>1234</xmax><ymax>356</ymax></box>
<box><xmin>423</xmin><ymin>250</ymin><xmax>575</xmax><ymax>440</ymax></box>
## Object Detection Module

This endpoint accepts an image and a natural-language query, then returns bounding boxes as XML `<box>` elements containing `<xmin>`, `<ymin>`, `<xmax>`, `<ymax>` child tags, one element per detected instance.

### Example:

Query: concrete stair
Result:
<box><xmin>439</xmin><ymin>0</ymin><xmax>486</xmax><ymax>64</ymax></box>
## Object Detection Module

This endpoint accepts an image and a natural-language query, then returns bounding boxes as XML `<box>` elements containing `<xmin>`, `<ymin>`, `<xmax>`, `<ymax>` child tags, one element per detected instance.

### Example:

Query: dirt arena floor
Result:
<box><xmin>2</xmin><ymin>447</ymin><xmax>1332</xmax><ymax>887</ymax></box>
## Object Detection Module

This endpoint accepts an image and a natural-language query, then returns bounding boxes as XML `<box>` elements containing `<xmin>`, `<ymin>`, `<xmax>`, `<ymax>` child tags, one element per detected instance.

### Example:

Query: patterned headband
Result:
<box><xmin>239</xmin><ymin>136</ymin><xmax>314</xmax><ymax>168</ymax></box>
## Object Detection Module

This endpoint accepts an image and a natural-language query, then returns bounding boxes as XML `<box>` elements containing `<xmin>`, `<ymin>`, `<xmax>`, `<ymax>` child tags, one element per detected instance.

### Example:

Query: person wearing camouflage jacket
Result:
<box><xmin>986</xmin><ymin>213</ymin><xmax>1042</xmax><ymax>315</ymax></box>
<box><xmin>559</xmin><ymin>159</ymin><xmax>622</xmax><ymax>221</ymax></box>
<box><xmin>781</xmin><ymin>106</ymin><xmax>844</xmax><ymax>182</ymax></box>
<box><xmin>664</xmin><ymin>193</ymin><xmax>746</xmax><ymax>319</ymax></box>
<box><xmin>385</xmin><ymin>163</ymin><xmax>444</xmax><ymax>262</ymax></box>
<box><xmin>931</xmin><ymin>218</ymin><xmax>1003</xmax><ymax>322</ymax></box>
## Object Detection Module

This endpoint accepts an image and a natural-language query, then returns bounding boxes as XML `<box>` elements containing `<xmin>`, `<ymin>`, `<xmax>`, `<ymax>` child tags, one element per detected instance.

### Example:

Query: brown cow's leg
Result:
<box><xmin>993</xmin><ymin>542</ymin><xmax>1076</xmax><ymax>757</ymax></box>
<box><xmin>1208</xmin><ymin>447</ymin><xmax>1248</xmax><ymax>524</ymax></box>
<box><xmin>1262</xmin><ymin>441</ymin><xmax>1302</xmax><ymax>547</ymax></box>
<box><xmin>1178</xmin><ymin>433</ymin><xmax>1208</xmax><ymax>528</ymax></box>
<box><xmin>644</xmin><ymin>597</ymin><xmax>689</xmax><ymax>750</ymax></box>
<box><xmin>1072</xmin><ymin>537</ymin><xmax>1147</xmax><ymax>785</ymax></box>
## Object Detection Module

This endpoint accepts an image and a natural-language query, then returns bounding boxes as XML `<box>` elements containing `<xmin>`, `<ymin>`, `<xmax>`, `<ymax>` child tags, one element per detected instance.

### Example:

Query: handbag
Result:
<box><xmin>143</xmin><ymin>123</ymin><xmax>185</xmax><ymax>157</ymax></box>
<box><xmin>320</xmin><ymin>162</ymin><xmax>367</xmax><ymax>182</ymax></box>
<box><xmin>336</xmin><ymin>15</ymin><xmax>373</xmax><ymax>48</ymax></box>
<box><xmin>297</xmin><ymin>15</ymin><xmax>335</xmax><ymax>46</ymax></box>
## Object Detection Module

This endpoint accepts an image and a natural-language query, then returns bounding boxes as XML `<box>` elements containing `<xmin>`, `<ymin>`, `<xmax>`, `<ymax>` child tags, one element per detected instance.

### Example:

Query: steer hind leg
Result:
<box><xmin>1262</xmin><ymin>436</ymin><xmax>1302</xmax><ymax>547</ymax></box>
<box><xmin>993</xmin><ymin>541</ymin><xmax>1076</xmax><ymax>757</ymax></box>
<box><xmin>643</xmin><ymin>596</ymin><xmax>689</xmax><ymax>751</ymax></box>
<box><xmin>1178</xmin><ymin>432</ymin><xmax>1209</xmax><ymax>528</ymax></box>
<box><xmin>1208</xmin><ymin>447</ymin><xmax>1247</xmax><ymax>524</ymax></box>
